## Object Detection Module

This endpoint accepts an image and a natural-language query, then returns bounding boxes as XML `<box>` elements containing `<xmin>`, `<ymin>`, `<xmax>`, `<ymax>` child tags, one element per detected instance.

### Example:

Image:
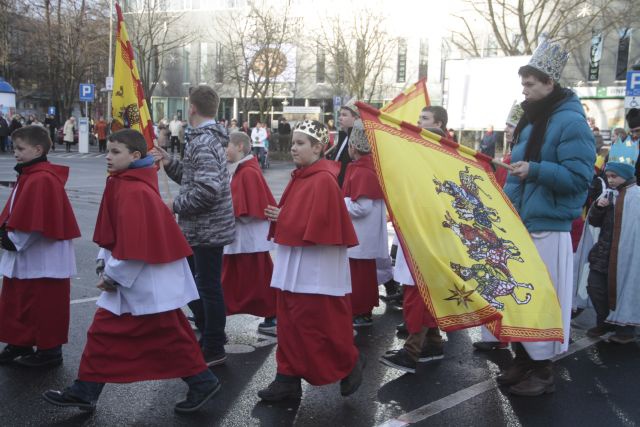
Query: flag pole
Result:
<box><xmin>107</xmin><ymin>0</ymin><xmax>114</xmax><ymax>124</ymax></box>
<box><xmin>371</xmin><ymin>106</ymin><xmax>513</xmax><ymax>172</ymax></box>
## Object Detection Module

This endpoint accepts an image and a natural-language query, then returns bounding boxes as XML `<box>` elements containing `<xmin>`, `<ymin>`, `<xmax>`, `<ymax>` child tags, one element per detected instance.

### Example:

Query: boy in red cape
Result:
<box><xmin>42</xmin><ymin>129</ymin><xmax>219</xmax><ymax>414</ymax></box>
<box><xmin>0</xmin><ymin>125</ymin><xmax>80</xmax><ymax>367</ymax></box>
<box><xmin>343</xmin><ymin>120</ymin><xmax>388</xmax><ymax>326</ymax></box>
<box><xmin>223</xmin><ymin>131</ymin><xmax>277</xmax><ymax>332</ymax></box>
<box><xmin>258</xmin><ymin>120</ymin><xmax>365</xmax><ymax>401</ymax></box>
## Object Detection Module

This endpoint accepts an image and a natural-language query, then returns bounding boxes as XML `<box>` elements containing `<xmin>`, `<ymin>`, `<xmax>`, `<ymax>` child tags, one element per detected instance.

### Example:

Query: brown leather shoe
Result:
<box><xmin>509</xmin><ymin>366</ymin><xmax>555</xmax><ymax>396</ymax></box>
<box><xmin>497</xmin><ymin>360</ymin><xmax>532</xmax><ymax>386</ymax></box>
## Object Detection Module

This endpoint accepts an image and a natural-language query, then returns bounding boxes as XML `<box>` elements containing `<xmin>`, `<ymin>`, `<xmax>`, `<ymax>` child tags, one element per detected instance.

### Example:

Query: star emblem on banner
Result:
<box><xmin>444</xmin><ymin>283</ymin><xmax>474</xmax><ymax>308</ymax></box>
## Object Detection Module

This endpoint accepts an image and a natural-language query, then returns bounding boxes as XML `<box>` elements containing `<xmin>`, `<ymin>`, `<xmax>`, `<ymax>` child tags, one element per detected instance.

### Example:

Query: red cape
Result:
<box><xmin>231</xmin><ymin>157</ymin><xmax>276</xmax><ymax>219</ymax></box>
<box><xmin>93</xmin><ymin>167</ymin><xmax>192</xmax><ymax>264</ymax></box>
<box><xmin>0</xmin><ymin>162</ymin><xmax>80</xmax><ymax>240</ymax></box>
<box><xmin>342</xmin><ymin>154</ymin><xmax>384</xmax><ymax>201</ymax></box>
<box><xmin>268</xmin><ymin>159</ymin><xmax>358</xmax><ymax>247</ymax></box>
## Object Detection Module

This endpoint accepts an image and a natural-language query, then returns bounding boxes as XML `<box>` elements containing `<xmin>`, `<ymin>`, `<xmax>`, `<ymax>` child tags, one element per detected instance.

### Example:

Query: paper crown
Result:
<box><xmin>626</xmin><ymin>108</ymin><xmax>640</xmax><ymax>130</ymax></box>
<box><xmin>609</xmin><ymin>136</ymin><xmax>639</xmax><ymax>167</ymax></box>
<box><xmin>506</xmin><ymin>101</ymin><xmax>524</xmax><ymax>126</ymax></box>
<box><xmin>348</xmin><ymin>119</ymin><xmax>371</xmax><ymax>153</ymax></box>
<box><xmin>293</xmin><ymin>120</ymin><xmax>329</xmax><ymax>146</ymax></box>
<box><xmin>527</xmin><ymin>38</ymin><xmax>570</xmax><ymax>82</ymax></box>
<box><xmin>341</xmin><ymin>96</ymin><xmax>360</xmax><ymax>117</ymax></box>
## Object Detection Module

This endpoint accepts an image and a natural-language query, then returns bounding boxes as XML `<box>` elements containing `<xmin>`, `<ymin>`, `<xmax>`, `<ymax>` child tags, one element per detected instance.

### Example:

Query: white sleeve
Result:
<box><xmin>104</xmin><ymin>256</ymin><xmax>145</xmax><ymax>289</ymax></box>
<box><xmin>344</xmin><ymin>197</ymin><xmax>374</xmax><ymax>219</ymax></box>
<box><xmin>8</xmin><ymin>230</ymin><xmax>42</xmax><ymax>252</ymax></box>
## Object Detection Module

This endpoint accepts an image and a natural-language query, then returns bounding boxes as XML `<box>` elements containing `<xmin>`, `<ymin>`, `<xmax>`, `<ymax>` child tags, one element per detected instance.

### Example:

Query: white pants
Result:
<box><xmin>522</xmin><ymin>231</ymin><xmax>573</xmax><ymax>360</ymax></box>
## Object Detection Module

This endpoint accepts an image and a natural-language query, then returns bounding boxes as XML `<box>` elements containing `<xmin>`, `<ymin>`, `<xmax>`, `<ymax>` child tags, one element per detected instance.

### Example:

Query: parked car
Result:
<box><xmin>56</xmin><ymin>127</ymin><xmax>97</xmax><ymax>145</ymax></box>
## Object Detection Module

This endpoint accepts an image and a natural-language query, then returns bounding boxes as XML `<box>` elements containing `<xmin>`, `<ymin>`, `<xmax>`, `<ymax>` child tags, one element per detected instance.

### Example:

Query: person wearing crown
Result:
<box><xmin>500</xmin><ymin>38</ymin><xmax>595</xmax><ymax>396</ymax></box>
<box><xmin>258</xmin><ymin>120</ymin><xmax>365</xmax><ymax>402</ymax></box>
<box><xmin>584</xmin><ymin>123</ymin><xmax>640</xmax><ymax>345</ymax></box>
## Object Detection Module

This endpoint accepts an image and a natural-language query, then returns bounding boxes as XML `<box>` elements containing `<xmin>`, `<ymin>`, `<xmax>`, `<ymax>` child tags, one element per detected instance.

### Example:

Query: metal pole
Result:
<box><xmin>107</xmin><ymin>0</ymin><xmax>114</xmax><ymax>123</ymax></box>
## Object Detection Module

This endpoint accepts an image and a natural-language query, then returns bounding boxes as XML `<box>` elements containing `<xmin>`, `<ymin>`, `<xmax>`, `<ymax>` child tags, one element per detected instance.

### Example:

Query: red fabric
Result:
<box><xmin>276</xmin><ymin>290</ymin><xmax>358</xmax><ymax>385</ymax></box>
<box><xmin>0</xmin><ymin>277</ymin><xmax>70</xmax><ymax>348</ymax></box>
<box><xmin>222</xmin><ymin>252</ymin><xmax>276</xmax><ymax>317</ymax></box>
<box><xmin>403</xmin><ymin>285</ymin><xmax>437</xmax><ymax>333</ymax></box>
<box><xmin>78</xmin><ymin>308</ymin><xmax>206</xmax><ymax>383</ymax></box>
<box><xmin>571</xmin><ymin>217</ymin><xmax>585</xmax><ymax>253</ymax></box>
<box><xmin>0</xmin><ymin>162</ymin><xmax>80</xmax><ymax>240</ymax></box>
<box><xmin>342</xmin><ymin>155</ymin><xmax>384</xmax><ymax>201</ymax></box>
<box><xmin>93</xmin><ymin>167</ymin><xmax>192</xmax><ymax>264</ymax></box>
<box><xmin>95</xmin><ymin>120</ymin><xmax>108</xmax><ymax>140</ymax></box>
<box><xmin>494</xmin><ymin>153</ymin><xmax>512</xmax><ymax>188</ymax></box>
<box><xmin>231</xmin><ymin>157</ymin><xmax>276</xmax><ymax>219</ymax></box>
<box><xmin>268</xmin><ymin>159</ymin><xmax>358</xmax><ymax>247</ymax></box>
<box><xmin>348</xmin><ymin>258</ymin><xmax>379</xmax><ymax>316</ymax></box>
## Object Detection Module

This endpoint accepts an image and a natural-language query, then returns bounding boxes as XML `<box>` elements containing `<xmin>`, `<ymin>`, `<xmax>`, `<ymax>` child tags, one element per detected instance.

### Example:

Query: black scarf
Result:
<box><xmin>15</xmin><ymin>155</ymin><xmax>48</xmax><ymax>175</ymax></box>
<box><xmin>513</xmin><ymin>86</ymin><xmax>572</xmax><ymax>162</ymax></box>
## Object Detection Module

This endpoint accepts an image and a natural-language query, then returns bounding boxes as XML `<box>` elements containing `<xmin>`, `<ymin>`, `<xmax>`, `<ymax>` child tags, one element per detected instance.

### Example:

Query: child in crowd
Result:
<box><xmin>259</xmin><ymin>120</ymin><xmax>364</xmax><ymax>401</ymax></box>
<box><xmin>585</xmin><ymin>137</ymin><xmax>640</xmax><ymax>344</ymax></box>
<box><xmin>0</xmin><ymin>125</ymin><xmax>80</xmax><ymax>367</ymax></box>
<box><xmin>342</xmin><ymin>120</ymin><xmax>387</xmax><ymax>326</ymax></box>
<box><xmin>42</xmin><ymin>129</ymin><xmax>219</xmax><ymax>413</ymax></box>
<box><xmin>223</xmin><ymin>131</ymin><xmax>277</xmax><ymax>333</ymax></box>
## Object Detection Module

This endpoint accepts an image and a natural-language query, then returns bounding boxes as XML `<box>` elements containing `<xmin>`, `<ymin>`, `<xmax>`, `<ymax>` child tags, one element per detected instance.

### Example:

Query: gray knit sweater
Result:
<box><xmin>164</xmin><ymin>122</ymin><xmax>235</xmax><ymax>247</ymax></box>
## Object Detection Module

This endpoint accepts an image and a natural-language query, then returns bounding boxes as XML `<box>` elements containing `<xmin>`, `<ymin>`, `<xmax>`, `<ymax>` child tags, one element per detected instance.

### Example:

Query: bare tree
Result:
<box><xmin>319</xmin><ymin>8</ymin><xmax>396</xmax><ymax>102</ymax></box>
<box><xmin>122</xmin><ymin>0</ymin><xmax>196</xmax><ymax>114</ymax></box>
<box><xmin>214</xmin><ymin>0</ymin><xmax>300</xmax><ymax>123</ymax></box>
<box><xmin>451</xmin><ymin>0</ymin><xmax>623</xmax><ymax>57</ymax></box>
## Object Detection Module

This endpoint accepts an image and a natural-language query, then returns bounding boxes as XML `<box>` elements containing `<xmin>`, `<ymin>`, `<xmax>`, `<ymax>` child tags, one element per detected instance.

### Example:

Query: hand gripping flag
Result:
<box><xmin>357</xmin><ymin>102</ymin><xmax>563</xmax><ymax>342</ymax></box>
<box><xmin>381</xmin><ymin>78</ymin><xmax>430</xmax><ymax>124</ymax></box>
<box><xmin>111</xmin><ymin>2</ymin><xmax>155</xmax><ymax>151</ymax></box>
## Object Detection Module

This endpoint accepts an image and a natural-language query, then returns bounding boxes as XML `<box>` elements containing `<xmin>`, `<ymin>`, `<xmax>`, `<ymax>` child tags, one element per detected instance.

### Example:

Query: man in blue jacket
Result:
<box><xmin>500</xmin><ymin>39</ymin><xmax>595</xmax><ymax>396</ymax></box>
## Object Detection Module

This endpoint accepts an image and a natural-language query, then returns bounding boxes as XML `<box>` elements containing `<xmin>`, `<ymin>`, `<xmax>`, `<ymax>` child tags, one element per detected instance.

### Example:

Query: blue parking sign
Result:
<box><xmin>626</xmin><ymin>71</ymin><xmax>640</xmax><ymax>97</ymax></box>
<box><xmin>48</xmin><ymin>106</ymin><xmax>56</xmax><ymax>116</ymax></box>
<box><xmin>79</xmin><ymin>83</ymin><xmax>95</xmax><ymax>102</ymax></box>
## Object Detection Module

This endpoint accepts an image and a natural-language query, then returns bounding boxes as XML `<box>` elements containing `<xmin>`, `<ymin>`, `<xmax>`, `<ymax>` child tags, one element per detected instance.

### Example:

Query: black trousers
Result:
<box><xmin>587</xmin><ymin>269</ymin><xmax>609</xmax><ymax>327</ymax></box>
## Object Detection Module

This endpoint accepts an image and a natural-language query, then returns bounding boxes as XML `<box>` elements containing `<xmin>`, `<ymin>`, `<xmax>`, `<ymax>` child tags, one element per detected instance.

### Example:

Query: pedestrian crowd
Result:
<box><xmin>0</xmin><ymin>39</ymin><xmax>639</xmax><ymax>416</ymax></box>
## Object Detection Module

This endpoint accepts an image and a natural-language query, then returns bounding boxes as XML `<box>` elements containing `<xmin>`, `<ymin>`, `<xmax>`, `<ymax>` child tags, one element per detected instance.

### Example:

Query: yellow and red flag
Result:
<box><xmin>357</xmin><ymin>102</ymin><xmax>563</xmax><ymax>342</ymax></box>
<box><xmin>380</xmin><ymin>78</ymin><xmax>430</xmax><ymax>124</ymax></box>
<box><xmin>111</xmin><ymin>2</ymin><xmax>155</xmax><ymax>150</ymax></box>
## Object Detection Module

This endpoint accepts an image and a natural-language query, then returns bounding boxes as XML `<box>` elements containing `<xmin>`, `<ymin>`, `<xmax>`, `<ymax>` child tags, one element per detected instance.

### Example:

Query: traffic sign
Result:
<box><xmin>79</xmin><ymin>83</ymin><xmax>95</xmax><ymax>102</ymax></box>
<box><xmin>626</xmin><ymin>71</ymin><xmax>640</xmax><ymax>96</ymax></box>
<box><xmin>625</xmin><ymin>96</ymin><xmax>640</xmax><ymax>109</ymax></box>
<box><xmin>333</xmin><ymin>96</ymin><xmax>341</xmax><ymax>108</ymax></box>
<box><xmin>47</xmin><ymin>106</ymin><xmax>56</xmax><ymax>115</ymax></box>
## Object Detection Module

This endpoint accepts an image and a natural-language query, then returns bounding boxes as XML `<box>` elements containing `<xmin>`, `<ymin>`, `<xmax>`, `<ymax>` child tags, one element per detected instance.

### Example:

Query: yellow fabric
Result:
<box><xmin>363</xmin><ymin>108</ymin><xmax>563</xmax><ymax>342</ymax></box>
<box><xmin>111</xmin><ymin>3</ymin><xmax>155</xmax><ymax>150</ymax></box>
<box><xmin>380</xmin><ymin>78</ymin><xmax>430</xmax><ymax>124</ymax></box>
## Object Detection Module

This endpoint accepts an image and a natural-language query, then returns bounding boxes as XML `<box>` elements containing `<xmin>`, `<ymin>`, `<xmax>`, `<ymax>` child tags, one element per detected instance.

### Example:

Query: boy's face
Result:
<box><xmin>106</xmin><ymin>141</ymin><xmax>141</xmax><ymax>173</ymax></box>
<box><xmin>418</xmin><ymin>110</ymin><xmax>438</xmax><ymax>129</ymax></box>
<box><xmin>14</xmin><ymin>139</ymin><xmax>43</xmax><ymax>164</ymax></box>
<box><xmin>226</xmin><ymin>142</ymin><xmax>245</xmax><ymax>163</ymax></box>
<box><xmin>521</xmin><ymin>75</ymin><xmax>554</xmax><ymax>102</ymax></box>
<box><xmin>605</xmin><ymin>171</ymin><xmax>626</xmax><ymax>189</ymax></box>
<box><xmin>339</xmin><ymin>109</ymin><xmax>356</xmax><ymax>129</ymax></box>
<box><xmin>291</xmin><ymin>132</ymin><xmax>321</xmax><ymax>167</ymax></box>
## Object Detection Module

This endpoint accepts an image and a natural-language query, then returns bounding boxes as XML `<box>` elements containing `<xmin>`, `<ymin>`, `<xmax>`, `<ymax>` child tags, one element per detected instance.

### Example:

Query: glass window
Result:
<box><xmin>419</xmin><ymin>38</ymin><xmax>428</xmax><ymax>79</ymax></box>
<box><xmin>616</xmin><ymin>28</ymin><xmax>631</xmax><ymax>81</ymax></box>
<box><xmin>397</xmin><ymin>39</ymin><xmax>407</xmax><ymax>83</ymax></box>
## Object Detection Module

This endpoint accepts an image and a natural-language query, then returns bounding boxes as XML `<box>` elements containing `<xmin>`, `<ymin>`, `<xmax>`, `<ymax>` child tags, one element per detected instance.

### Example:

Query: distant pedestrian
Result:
<box><xmin>169</xmin><ymin>115</ymin><xmax>182</xmax><ymax>155</ymax></box>
<box><xmin>480</xmin><ymin>126</ymin><xmax>497</xmax><ymax>158</ymax></box>
<box><xmin>0</xmin><ymin>113</ymin><xmax>9</xmax><ymax>153</ymax></box>
<box><xmin>63</xmin><ymin>117</ymin><xmax>75</xmax><ymax>152</ymax></box>
<box><xmin>95</xmin><ymin>116</ymin><xmax>108</xmax><ymax>153</ymax></box>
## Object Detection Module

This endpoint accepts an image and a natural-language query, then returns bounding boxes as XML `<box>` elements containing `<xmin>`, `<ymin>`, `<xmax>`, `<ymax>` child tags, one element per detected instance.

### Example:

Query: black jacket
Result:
<box><xmin>587</xmin><ymin>200</ymin><xmax>614</xmax><ymax>274</ymax></box>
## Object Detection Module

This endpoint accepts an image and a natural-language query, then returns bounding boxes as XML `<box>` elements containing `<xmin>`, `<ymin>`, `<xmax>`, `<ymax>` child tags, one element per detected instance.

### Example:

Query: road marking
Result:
<box><xmin>70</xmin><ymin>296</ymin><xmax>99</xmax><ymax>305</ymax></box>
<box><xmin>377</xmin><ymin>335</ymin><xmax>603</xmax><ymax>426</ymax></box>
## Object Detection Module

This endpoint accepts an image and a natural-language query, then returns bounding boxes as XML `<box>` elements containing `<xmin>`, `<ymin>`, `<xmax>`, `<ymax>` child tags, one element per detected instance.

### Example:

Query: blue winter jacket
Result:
<box><xmin>504</xmin><ymin>93</ymin><xmax>595</xmax><ymax>233</ymax></box>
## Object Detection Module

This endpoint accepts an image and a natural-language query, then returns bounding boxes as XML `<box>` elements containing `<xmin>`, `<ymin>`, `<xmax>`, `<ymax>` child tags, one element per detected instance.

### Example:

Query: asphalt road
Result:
<box><xmin>0</xmin><ymin>152</ymin><xmax>639</xmax><ymax>427</ymax></box>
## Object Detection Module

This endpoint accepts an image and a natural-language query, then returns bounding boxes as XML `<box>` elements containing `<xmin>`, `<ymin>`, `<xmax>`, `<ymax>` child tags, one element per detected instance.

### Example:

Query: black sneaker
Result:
<box><xmin>418</xmin><ymin>343</ymin><xmax>444</xmax><ymax>363</ymax></box>
<box><xmin>472</xmin><ymin>341</ymin><xmax>509</xmax><ymax>351</ymax></box>
<box><xmin>379</xmin><ymin>349</ymin><xmax>416</xmax><ymax>374</ymax></box>
<box><xmin>202</xmin><ymin>350</ymin><xmax>227</xmax><ymax>367</ymax></box>
<box><xmin>380</xmin><ymin>280</ymin><xmax>401</xmax><ymax>302</ymax></box>
<box><xmin>42</xmin><ymin>389</ymin><xmax>96</xmax><ymax>411</ymax></box>
<box><xmin>174</xmin><ymin>380</ymin><xmax>221</xmax><ymax>414</ymax></box>
<box><xmin>586</xmin><ymin>324</ymin><xmax>615</xmax><ymax>338</ymax></box>
<box><xmin>353</xmin><ymin>315</ymin><xmax>373</xmax><ymax>327</ymax></box>
<box><xmin>258</xmin><ymin>317</ymin><xmax>277</xmax><ymax>335</ymax></box>
<box><xmin>340</xmin><ymin>353</ymin><xmax>366</xmax><ymax>396</ymax></box>
<box><xmin>15</xmin><ymin>351</ymin><xmax>63</xmax><ymax>368</ymax></box>
<box><xmin>257</xmin><ymin>380</ymin><xmax>302</xmax><ymax>401</ymax></box>
<box><xmin>0</xmin><ymin>345</ymin><xmax>34</xmax><ymax>364</ymax></box>
<box><xmin>396</xmin><ymin>322</ymin><xmax>408</xmax><ymax>334</ymax></box>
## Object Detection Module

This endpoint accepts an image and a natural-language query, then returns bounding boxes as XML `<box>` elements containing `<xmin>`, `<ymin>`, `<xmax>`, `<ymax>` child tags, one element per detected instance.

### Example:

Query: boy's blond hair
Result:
<box><xmin>229</xmin><ymin>131</ymin><xmax>251</xmax><ymax>155</ymax></box>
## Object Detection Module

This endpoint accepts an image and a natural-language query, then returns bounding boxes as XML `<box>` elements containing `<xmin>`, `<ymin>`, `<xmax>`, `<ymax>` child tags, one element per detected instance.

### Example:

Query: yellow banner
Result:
<box><xmin>380</xmin><ymin>78</ymin><xmax>430</xmax><ymax>124</ymax></box>
<box><xmin>112</xmin><ymin>2</ymin><xmax>155</xmax><ymax>150</ymax></box>
<box><xmin>358</xmin><ymin>103</ymin><xmax>563</xmax><ymax>342</ymax></box>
